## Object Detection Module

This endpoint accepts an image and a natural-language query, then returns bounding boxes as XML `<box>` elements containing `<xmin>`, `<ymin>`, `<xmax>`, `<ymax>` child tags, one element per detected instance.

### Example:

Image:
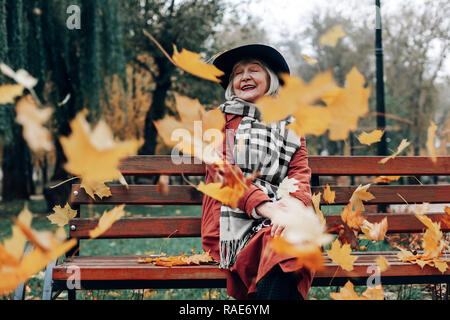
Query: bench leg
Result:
<box><xmin>68</xmin><ymin>289</ymin><xmax>76</xmax><ymax>300</ymax></box>
<box><xmin>42</xmin><ymin>259</ymin><xmax>57</xmax><ymax>300</ymax></box>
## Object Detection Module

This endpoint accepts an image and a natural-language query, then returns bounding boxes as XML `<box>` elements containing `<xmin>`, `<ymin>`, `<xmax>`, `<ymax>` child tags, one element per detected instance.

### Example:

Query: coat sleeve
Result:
<box><xmin>237</xmin><ymin>184</ymin><xmax>272</xmax><ymax>219</ymax></box>
<box><xmin>286</xmin><ymin>136</ymin><xmax>313</xmax><ymax>207</ymax></box>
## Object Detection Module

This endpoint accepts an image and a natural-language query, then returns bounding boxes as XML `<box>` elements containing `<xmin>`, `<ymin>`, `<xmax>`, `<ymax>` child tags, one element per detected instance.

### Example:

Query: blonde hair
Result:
<box><xmin>224</xmin><ymin>59</ymin><xmax>280</xmax><ymax>100</ymax></box>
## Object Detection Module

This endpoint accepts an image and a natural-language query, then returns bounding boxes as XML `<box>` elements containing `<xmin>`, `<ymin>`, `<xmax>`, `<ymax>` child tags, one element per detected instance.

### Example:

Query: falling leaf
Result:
<box><xmin>323</xmin><ymin>184</ymin><xmax>335</xmax><ymax>204</ymax></box>
<box><xmin>301</xmin><ymin>54</ymin><xmax>318</xmax><ymax>65</ymax></box>
<box><xmin>360</xmin><ymin>218</ymin><xmax>388</xmax><ymax>241</ymax></box>
<box><xmin>425</xmin><ymin>120</ymin><xmax>437</xmax><ymax>163</ymax></box>
<box><xmin>357</xmin><ymin>129</ymin><xmax>384</xmax><ymax>146</ymax></box>
<box><xmin>276</xmin><ymin>176</ymin><xmax>299</xmax><ymax>199</ymax></box>
<box><xmin>373</xmin><ymin>176</ymin><xmax>401</xmax><ymax>184</ymax></box>
<box><xmin>442</xmin><ymin>206</ymin><xmax>450</xmax><ymax>228</ymax></box>
<box><xmin>271</xmin><ymin>237</ymin><xmax>325</xmax><ymax>271</ymax></box>
<box><xmin>311</xmin><ymin>192</ymin><xmax>326</xmax><ymax>225</ymax></box>
<box><xmin>157</xmin><ymin>175</ymin><xmax>169</xmax><ymax>196</ymax></box>
<box><xmin>15</xmin><ymin>95</ymin><xmax>53</xmax><ymax>152</ymax></box>
<box><xmin>330</xmin><ymin>281</ymin><xmax>384</xmax><ymax>300</ymax></box>
<box><xmin>326</xmin><ymin>67</ymin><xmax>371</xmax><ymax>141</ymax></box>
<box><xmin>80</xmin><ymin>180</ymin><xmax>112</xmax><ymax>200</ymax></box>
<box><xmin>376</xmin><ymin>256</ymin><xmax>390</xmax><ymax>272</ymax></box>
<box><xmin>340</xmin><ymin>203</ymin><xmax>365</xmax><ymax>231</ymax></box>
<box><xmin>172</xmin><ymin>45</ymin><xmax>224</xmax><ymax>83</ymax></box>
<box><xmin>0</xmin><ymin>84</ymin><xmax>24</xmax><ymax>104</ymax></box>
<box><xmin>89</xmin><ymin>205</ymin><xmax>126</xmax><ymax>239</ymax></box>
<box><xmin>414</xmin><ymin>211</ymin><xmax>446</xmax><ymax>259</ymax></box>
<box><xmin>60</xmin><ymin>112</ymin><xmax>141</xmax><ymax>187</ymax></box>
<box><xmin>0</xmin><ymin>244</ymin><xmax>20</xmax><ymax>267</ymax></box>
<box><xmin>3</xmin><ymin>206</ymin><xmax>33</xmax><ymax>260</ymax></box>
<box><xmin>47</xmin><ymin>203</ymin><xmax>77</xmax><ymax>227</ymax></box>
<box><xmin>379</xmin><ymin>139</ymin><xmax>411</xmax><ymax>164</ymax></box>
<box><xmin>0</xmin><ymin>63</ymin><xmax>38</xmax><ymax>89</ymax></box>
<box><xmin>319</xmin><ymin>25</ymin><xmax>347</xmax><ymax>47</ymax></box>
<box><xmin>349</xmin><ymin>184</ymin><xmax>375</xmax><ymax>212</ymax></box>
<box><xmin>326</xmin><ymin>239</ymin><xmax>357</xmax><ymax>271</ymax></box>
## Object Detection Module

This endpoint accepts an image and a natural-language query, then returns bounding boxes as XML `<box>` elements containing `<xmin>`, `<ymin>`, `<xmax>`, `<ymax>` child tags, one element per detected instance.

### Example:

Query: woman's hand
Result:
<box><xmin>255</xmin><ymin>200</ymin><xmax>290</xmax><ymax>237</ymax></box>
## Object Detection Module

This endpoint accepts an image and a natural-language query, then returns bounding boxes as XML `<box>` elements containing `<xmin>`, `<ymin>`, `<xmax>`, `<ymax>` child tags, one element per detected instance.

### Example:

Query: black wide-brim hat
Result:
<box><xmin>212</xmin><ymin>44</ymin><xmax>290</xmax><ymax>89</ymax></box>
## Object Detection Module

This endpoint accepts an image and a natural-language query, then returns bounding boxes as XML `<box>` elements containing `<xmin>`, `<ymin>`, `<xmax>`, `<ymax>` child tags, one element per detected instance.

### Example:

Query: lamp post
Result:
<box><xmin>375</xmin><ymin>0</ymin><xmax>388</xmax><ymax>156</ymax></box>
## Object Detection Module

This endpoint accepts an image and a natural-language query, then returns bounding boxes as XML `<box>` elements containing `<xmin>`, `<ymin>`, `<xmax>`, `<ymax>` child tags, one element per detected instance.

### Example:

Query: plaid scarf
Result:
<box><xmin>217</xmin><ymin>96</ymin><xmax>302</xmax><ymax>268</ymax></box>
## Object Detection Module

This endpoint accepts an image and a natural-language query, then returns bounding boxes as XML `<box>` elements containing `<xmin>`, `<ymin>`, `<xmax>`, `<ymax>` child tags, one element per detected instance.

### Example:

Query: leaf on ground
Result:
<box><xmin>47</xmin><ymin>203</ymin><xmax>77</xmax><ymax>227</ymax></box>
<box><xmin>60</xmin><ymin>112</ymin><xmax>141</xmax><ymax>186</ymax></box>
<box><xmin>276</xmin><ymin>176</ymin><xmax>299</xmax><ymax>199</ymax></box>
<box><xmin>325</xmin><ymin>239</ymin><xmax>357</xmax><ymax>271</ymax></box>
<box><xmin>0</xmin><ymin>84</ymin><xmax>24</xmax><ymax>104</ymax></box>
<box><xmin>319</xmin><ymin>25</ymin><xmax>347</xmax><ymax>47</ymax></box>
<box><xmin>15</xmin><ymin>95</ymin><xmax>53</xmax><ymax>152</ymax></box>
<box><xmin>349</xmin><ymin>184</ymin><xmax>375</xmax><ymax>212</ymax></box>
<box><xmin>89</xmin><ymin>205</ymin><xmax>126</xmax><ymax>239</ymax></box>
<box><xmin>357</xmin><ymin>129</ymin><xmax>384</xmax><ymax>146</ymax></box>
<box><xmin>373</xmin><ymin>176</ymin><xmax>401</xmax><ymax>184</ymax></box>
<box><xmin>425</xmin><ymin>120</ymin><xmax>437</xmax><ymax>163</ymax></box>
<box><xmin>379</xmin><ymin>139</ymin><xmax>411</xmax><ymax>164</ymax></box>
<box><xmin>323</xmin><ymin>183</ymin><xmax>335</xmax><ymax>204</ymax></box>
<box><xmin>172</xmin><ymin>45</ymin><xmax>224</xmax><ymax>83</ymax></box>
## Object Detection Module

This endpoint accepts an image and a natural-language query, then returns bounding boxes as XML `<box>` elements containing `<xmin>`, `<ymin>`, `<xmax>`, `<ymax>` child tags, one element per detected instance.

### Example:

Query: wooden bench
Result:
<box><xmin>43</xmin><ymin>155</ymin><xmax>450</xmax><ymax>300</ymax></box>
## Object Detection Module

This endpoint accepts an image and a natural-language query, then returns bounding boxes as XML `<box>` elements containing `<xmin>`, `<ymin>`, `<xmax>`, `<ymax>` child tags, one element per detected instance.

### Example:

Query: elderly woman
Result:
<box><xmin>202</xmin><ymin>44</ymin><xmax>313</xmax><ymax>300</ymax></box>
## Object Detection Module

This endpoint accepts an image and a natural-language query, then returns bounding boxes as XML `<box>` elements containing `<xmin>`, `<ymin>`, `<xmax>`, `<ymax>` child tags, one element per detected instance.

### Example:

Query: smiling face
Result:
<box><xmin>232</xmin><ymin>60</ymin><xmax>270</xmax><ymax>103</ymax></box>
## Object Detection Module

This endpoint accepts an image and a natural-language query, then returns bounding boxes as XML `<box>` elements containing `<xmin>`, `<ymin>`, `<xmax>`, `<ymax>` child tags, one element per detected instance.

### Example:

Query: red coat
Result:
<box><xmin>201</xmin><ymin>113</ymin><xmax>314</xmax><ymax>300</ymax></box>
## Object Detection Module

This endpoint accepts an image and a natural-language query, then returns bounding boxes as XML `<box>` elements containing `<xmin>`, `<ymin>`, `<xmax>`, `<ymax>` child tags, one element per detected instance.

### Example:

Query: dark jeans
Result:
<box><xmin>255</xmin><ymin>264</ymin><xmax>303</xmax><ymax>300</ymax></box>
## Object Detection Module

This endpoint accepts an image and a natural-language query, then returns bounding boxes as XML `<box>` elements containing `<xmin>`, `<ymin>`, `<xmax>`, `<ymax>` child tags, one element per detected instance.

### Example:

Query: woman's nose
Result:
<box><xmin>241</xmin><ymin>69</ymin><xmax>251</xmax><ymax>80</ymax></box>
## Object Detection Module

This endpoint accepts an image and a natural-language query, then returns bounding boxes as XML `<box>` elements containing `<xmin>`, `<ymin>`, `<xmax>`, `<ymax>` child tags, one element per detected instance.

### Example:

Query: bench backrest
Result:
<box><xmin>68</xmin><ymin>156</ymin><xmax>450</xmax><ymax>240</ymax></box>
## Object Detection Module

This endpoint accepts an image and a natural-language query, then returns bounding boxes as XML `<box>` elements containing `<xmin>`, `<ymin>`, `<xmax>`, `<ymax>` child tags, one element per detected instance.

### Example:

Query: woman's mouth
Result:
<box><xmin>241</xmin><ymin>85</ymin><xmax>256</xmax><ymax>91</ymax></box>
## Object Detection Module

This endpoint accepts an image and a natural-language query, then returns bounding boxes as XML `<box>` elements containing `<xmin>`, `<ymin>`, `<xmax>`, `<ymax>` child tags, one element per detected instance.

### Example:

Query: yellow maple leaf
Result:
<box><xmin>357</xmin><ymin>129</ymin><xmax>384</xmax><ymax>146</ymax></box>
<box><xmin>326</xmin><ymin>67</ymin><xmax>371</xmax><ymax>141</ymax></box>
<box><xmin>47</xmin><ymin>203</ymin><xmax>78</xmax><ymax>227</ymax></box>
<box><xmin>0</xmin><ymin>84</ymin><xmax>24</xmax><ymax>104</ymax></box>
<box><xmin>15</xmin><ymin>95</ymin><xmax>53</xmax><ymax>152</ymax></box>
<box><xmin>89</xmin><ymin>205</ymin><xmax>126</xmax><ymax>239</ymax></box>
<box><xmin>172</xmin><ymin>45</ymin><xmax>224</xmax><ymax>83</ymax></box>
<box><xmin>197</xmin><ymin>181</ymin><xmax>245</xmax><ymax>209</ymax></box>
<box><xmin>80</xmin><ymin>180</ymin><xmax>112</xmax><ymax>200</ymax></box>
<box><xmin>319</xmin><ymin>25</ymin><xmax>347</xmax><ymax>47</ymax></box>
<box><xmin>326</xmin><ymin>239</ymin><xmax>357</xmax><ymax>271</ymax></box>
<box><xmin>379</xmin><ymin>139</ymin><xmax>411</xmax><ymax>164</ymax></box>
<box><xmin>340</xmin><ymin>203</ymin><xmax>365</xmax><ymax>231</ymax></box>
<box><xmin>271</xmin><ymin>237</ymin><xmax>325</xmax><ymax>271</ymax></box>
<box><xmin>330</xmin><ymin>280</ymin><xmax>384</xmax><ymax>300</ymax></box>
<box><xmin>415</xmin><ymin>211</ymin><xmax>446</xmax><ymax>259</ymax></box>
<box><xmin>376</xmin><ymin>255</ymin><xmax>390</xmax><ymax>272</ymax></box>
<box><xmin>256</xmin><ymin>71</ymin><xmax>336</xmax><ymax>127</ymax></box>
<box><xmin>60</xmin><ymin>112</ymin><xmax>141</xmax><ymax>186</ymax></box>
<box><xmin>426</xmin><ymin>120</ymin><xmax>437</xmax><ymax>163</ymax></box>
<box><xmin>323</xmin><ymin>183</ymin><xmax>335</xmax><ymax>204</ymax></box>
<box><xmin>311</xmin><ymin>192</ymin><xmax>326</xmax><ymax>225</ymax></box>
<box><xmin>349</xmin><ymin>184</ymin><xmax>375</xmax><ymax>212</ymax></box>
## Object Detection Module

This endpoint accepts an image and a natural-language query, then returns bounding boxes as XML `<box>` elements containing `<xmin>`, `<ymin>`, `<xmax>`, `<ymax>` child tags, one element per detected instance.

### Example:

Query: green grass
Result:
<box><xmin>0</xmin><ymin>200</ymin><xmax>437</xmax><ymax>300</ymax></box>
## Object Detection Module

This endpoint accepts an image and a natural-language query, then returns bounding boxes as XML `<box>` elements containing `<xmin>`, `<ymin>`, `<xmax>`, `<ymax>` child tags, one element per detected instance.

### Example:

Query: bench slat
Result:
<box><xmin>52</xmin><ymin>253</ymin><xmax>450</xmax><ymax>287</ymax></box>
<box><xmin>117</xmin><ymin>156</ymin><xmax>450</xmax><ymax>176</ymax></box>
<box><xmin>70</xmin><ymin>184</ymin><xmax>450</xmax><ymax>205</ymax></box>
<box><xmin>69</xmin><ymin>213</ymin><xmax>449</xmax><ymax>239</ymax></box>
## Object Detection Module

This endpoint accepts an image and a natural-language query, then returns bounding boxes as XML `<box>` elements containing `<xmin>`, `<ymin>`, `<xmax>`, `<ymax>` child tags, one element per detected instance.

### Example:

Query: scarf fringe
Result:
<box><xmin>219</xmin><ymin>234</ymin><xmax>252</xmax><ymax>269</ymax></box>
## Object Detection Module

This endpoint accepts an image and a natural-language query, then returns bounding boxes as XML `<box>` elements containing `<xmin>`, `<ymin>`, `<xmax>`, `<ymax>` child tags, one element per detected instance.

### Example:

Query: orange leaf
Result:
<box><xmin>349</xmin><ymin>184</ymin><xmax>375</xmax><ymax>212</ymax></box>
<box><xmin>323</xmin><ymin>184</ymin><xmax>335</xmax><ymax>204</ymax></box>
<box><xmin>172</xmin><ymin>45</ymin><xmax>224</xmax><ymax>83</ymax></box>
<box><xmin>271</xmin><ymin>237</ymin><xmax>325</xmax><ymax>271</ymax></box>
<box><xmin>442</xmin><ymin>206</ymin><xmax>450</xmax><ymax>228</ymax></box>
<box><xmin>360</xmin><ymin>218</ymin><xmax>388</xmax><ymax>241</ymax></box>
<box><xmin>326</xmin><ymin>239</ymin><xmax>357</xmax><ymax>271</ymax></box>
<box><xmin>311</xmin><ymin>192</ymin><xmax>326</xmax><ymax>226</ymax></box>
<box><xmin>319</xmin><ymin>25</ymin><xmax>347</xmax><ymax>47</ymax></box>
<box><xmin>89</xmin><ymin>205</ymin><xmax>126</xmax><ymax>239</ymax></box>
<box><xmin>330</xmin><ymin>280</ymin><xmax>384</xmax><ymax>300</ymax></box>
<box><xmin>340</xmin><ymin>203</ymin><xmax>365</xmax><ymax>231</ymax></box>
<box><xmin>47</xmin><ymin>203</ymin><xmax>78</xmax><ymax>227</ymax></box>
<box><xmin>373</xmin><ymin>176</ymin><xmax>401</xmax><ymax>184</ymax></box>
<box><xmin>301</xmin><ymin>54</ymin><xmax>318</xmax><ymax>65</ymax></box>
<box><xmin>0</xmin><ymin>84</ymin><xmax>24</xmax><ymax>104</ymax></box>
<box><xmin>357</xmin><ymin>129</ymin><xmax>384</xmax><ymax>146</ymax></box>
